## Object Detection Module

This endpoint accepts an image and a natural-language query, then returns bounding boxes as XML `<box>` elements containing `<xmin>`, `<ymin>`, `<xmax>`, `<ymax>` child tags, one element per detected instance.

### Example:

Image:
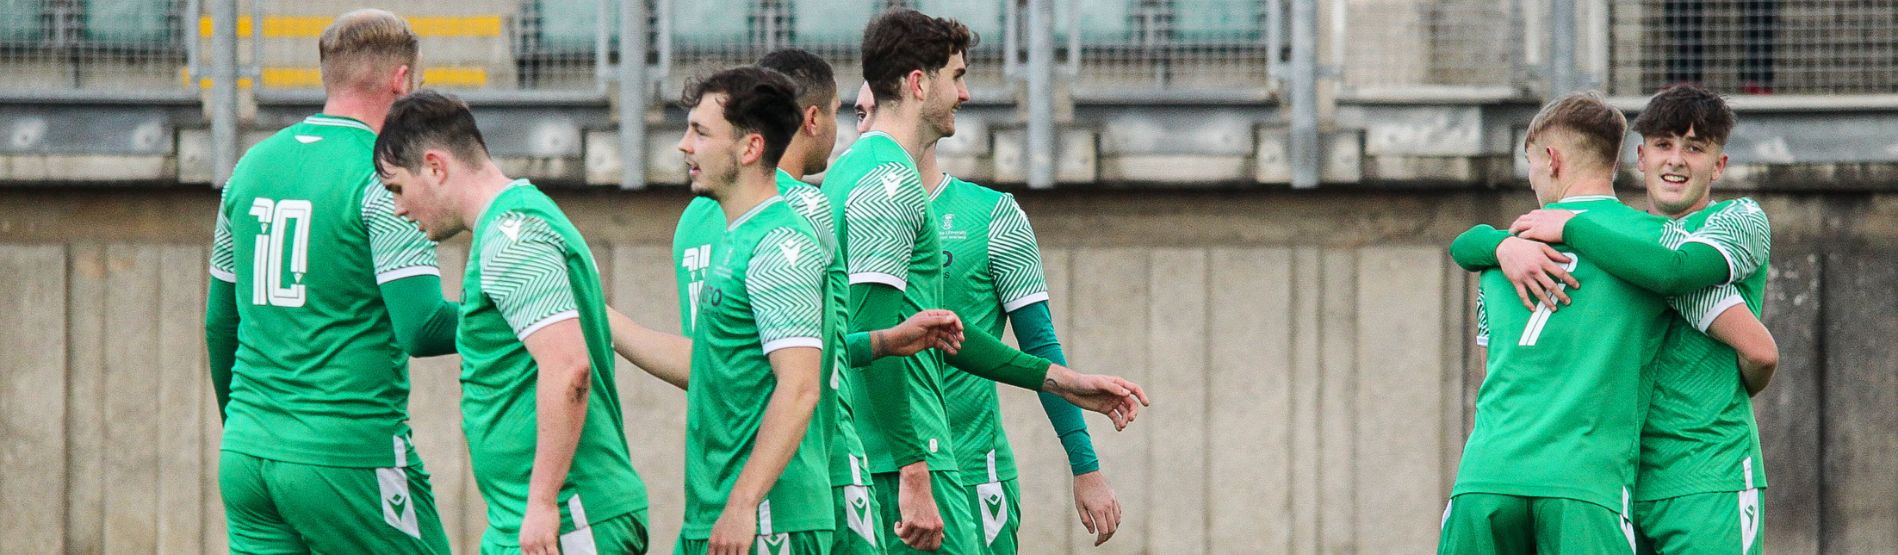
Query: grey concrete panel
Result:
<box><xmin>102</xmin><ymin>245</ymin><xmax>161</xmax><ymax>554</ymax></box>
<box><xmin>0</xmin><ymin>107</ymin><xmax>172</xmax><ymax>155</ymax></box>
<box><xmin>1354</xmin><ymin>247</ymin><xmax>1448</xmax><ymax>553</ymax></box>
<box><xmin>1001</xmin><ymin>247</ymin><xmax>1074</xmax><ymax>553</ymax></box>
<box><xmin>1207</xmin><ymin>248</ymin><xmax>1295</xmax><ymax>553</ymax></box>
<box><xmin>65</xmin><ymin>244</ymin><xmax>108</xmax><ymax>554</ymax></box>
<box><xmin>156</xmin><ymin>246</ymin><xmax>207</xmax><ymax>555</ymax></box>
<box><xmin>1145</xmin><ymin>249</ymin><xmax>1209</xmax><ymax>553</ymax></box>
<box><xmin>1821</xmin><ymin>249</ymin><xmax>1898</xmax><ymax>554</ymax></box>
<box><xmin>0</xmin><ymin>245</ymin><xmax>68</xmax><ymax>552</ymax></box>
<box><xmin>1069</xmin><ymin>248</ymin><xmax>1151</xmax><ymax>554</ymax></box>
<box><xmin>1756</xmin><ymin>250</ymin><xmax>1823</xmax><ymax>555</ymax></box>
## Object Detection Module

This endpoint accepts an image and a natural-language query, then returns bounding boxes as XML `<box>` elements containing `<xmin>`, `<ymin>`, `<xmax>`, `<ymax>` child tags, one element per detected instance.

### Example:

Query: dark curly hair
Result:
<box><xmin>861</xmin><ymin>8</ymin><xmax>977</xmax><ymax>105</ymax></box>
<box><xmin>680</xmin><ymin>66</ymin><xmax>803</xmax><ymax>168</ymax></box>
<box><xmin>1633</xmin><ymin>84</ymin><xmax>1736</xmax><ymax>146</ymax></box>
<box><xmin>373</xmin><ymin>89</ymin><xmax>490</xmax><ymax>177</ymax></box>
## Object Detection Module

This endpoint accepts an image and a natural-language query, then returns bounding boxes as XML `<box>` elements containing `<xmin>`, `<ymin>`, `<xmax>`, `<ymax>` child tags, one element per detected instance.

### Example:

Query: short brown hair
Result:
<box><xmin>374</xmin><ymin>90</ymin><xmax>490</xmax><ymax>177</ymax></box>
<box><xmin>1525</xmin><ymin>91</ymin><xmax>1628</xmax><ymax>171</ymax></box>
<box><xmin>319</xmin><ymin>9</ymin><xmax>419</xmax><ymax>93</ymax></box>
<box><xmin>1633</xmin><ymin>84</ymin><xmax>1736</xmax><ymax>146</ymax></box>
<box><xmin>861</xmin><ymin>8</ymin><xmax>977</xmax><ymax>105</ymax></box>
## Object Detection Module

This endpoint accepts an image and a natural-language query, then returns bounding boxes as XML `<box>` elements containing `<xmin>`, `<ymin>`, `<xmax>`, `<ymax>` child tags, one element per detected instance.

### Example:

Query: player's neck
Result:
<box><xmin>869</xmin><ymin>106</ymin><xmax>927</xmax><ymax>162</ymax></box>
<box><xmin>777</xmin><ymin>143</ymin><xmax>810</xmax><ymax>181</ymax></box>
<box><xmin>918</xmin><ymin>145</ymin><xmax>944</xmax><ymax>194</ymax></box>
<box><xmin>457</xmin><ymin>163</ymin><xmax>520</xmax><ymax>225</ymax></box>
<box><xmin>1649</xmin><ymin>195</ymin><xmax>1711</xmax><ymax>219</ymax></box>
<box><xmin>320</xmin><ymin>93</ymin><xmax>394</xmax><ymax>133</ymax></box>
<box><xmin>717</xmin><ymin>169</ymin><xmax>778</xmax><ymax>226</ymax></box>
<box><xmin>1551</xmin><ymin>176</ymin><xmax>1616</xmax><ymax>204</ymax></box>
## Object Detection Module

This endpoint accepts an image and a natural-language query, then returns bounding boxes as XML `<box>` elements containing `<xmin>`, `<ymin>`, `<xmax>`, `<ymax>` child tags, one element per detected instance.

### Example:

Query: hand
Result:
<box><xmin>882</xmin><ymin>309</ymin><xmax>966</xmax><ymax>357</ymax></box>
<box><xmin>707</xmin><ymin>502</ymin><xmax>759</xmax><ymax>555</ymax></box>
<box><xmin>1495</xmin><ymin>237</ymin><xmax>1580</xmax><ymax>311</ymax></box>
<box><xmin>518</xmin><ymin>499</ymin><xmax>562</xmax><ymax>555</ymax></box>
<box><xmin>893</xmin><ymin>464</ymin><xmax>945</xmax><ymax>550</ymax></box>
<box><xmin>1073</xmin><ymin>471</ymin><xmax>1121</xmax><ymax>546</ymax></box>
<box><xmin>1044</xmin><ymin>366</ymin><xmax>1150</xmax><ymax>431</ymax></box>
<box><xmin>1508</xmin><ymin>209</ymin><xmax>1579</xmax><ymax>244</ymax></box>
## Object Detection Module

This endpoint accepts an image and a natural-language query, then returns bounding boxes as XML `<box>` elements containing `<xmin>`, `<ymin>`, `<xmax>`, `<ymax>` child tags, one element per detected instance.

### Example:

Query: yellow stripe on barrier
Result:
<box><xmin>259</xmin><ymin>67</ymin><xmax>489</xmax><ymax>88</ymax></box>
<box><xmin>199</xmin><ymin>15</ymin><xmax>503</xmax><ymax>38</ymax></box>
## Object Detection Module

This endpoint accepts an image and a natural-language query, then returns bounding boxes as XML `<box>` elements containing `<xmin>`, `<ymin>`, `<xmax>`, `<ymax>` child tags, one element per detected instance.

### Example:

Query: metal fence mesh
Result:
<box><xmin>1063</xmin><ymin>0</ymin><xmax>1278</xmax><ymax>92</ymax></box>
<box><xmin>0</xmin><ymin>0</ymin><xmax>189</xmax><ymax>92</ymax></box>
<box><xmin>1338</xmin><ymin>0</ymin><xmax>1521</xmax><ymax>93</ymax></box>
<box><xmin>1609</xmin><ymin>0</ymin><xmax>1898</xmax><ymax>95</ymax></box>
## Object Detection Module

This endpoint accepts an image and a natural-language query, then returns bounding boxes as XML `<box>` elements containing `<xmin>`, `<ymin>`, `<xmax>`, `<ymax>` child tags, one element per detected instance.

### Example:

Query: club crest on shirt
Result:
<box><xmin>940</xmin><ymin>212</ymin><xmax>968</xmax><ymax>241</ymax></box>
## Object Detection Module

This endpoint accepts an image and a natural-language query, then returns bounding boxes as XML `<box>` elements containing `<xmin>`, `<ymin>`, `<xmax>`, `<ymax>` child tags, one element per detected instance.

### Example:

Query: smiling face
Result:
<box><xmin>919</xmin><ymin>51</ymin><xmax>970</xmax><ymax>141</ymax></box>
<box><xmin>677</xmin><ymin>91</ymin><xmax>746</xmax><ymax>199</ymax></box>
<box><xmin>1637</xmin><ymin>126</ymin><xmax>1728</xmax><ymax>217</ymax></box>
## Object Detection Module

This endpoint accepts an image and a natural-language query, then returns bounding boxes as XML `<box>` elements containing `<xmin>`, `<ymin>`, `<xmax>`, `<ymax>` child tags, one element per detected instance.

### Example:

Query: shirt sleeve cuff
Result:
<box><xmin>761</xmin><ymin>336</ymin><xmax>824</xmax><ymax>355</ymax></box>
<box><xmin>1001</xmin><ymin>291</ymin><xmax>1051</xmax><ymax>313</ymax></box>
<box><xmin>848</xmin><ymin>272</ymin><xmax>908</xmax><ymax>291</ymax></box>
<box><xmin>209</xmin><ymin>267</ymin><xmax>237</xmax><ymax>283</ymax></box>
<box><xmin>1683</xmin><ymin>236</ymin><xmax>1741</xmax><ymax>285</ymax></box>
<box><xmin>517</xmin><ymin>310</ymin><xmax>579</xmax><ymax>341</ymax></box>
<box><xmin>1694</xmin><ymin>294</ymin><xmax>1750</xmax><ymax>333</ymax></box>
<box><xmin>1475</xmin><ymin>335</ymin><xmax>1489</xmax><ymax>347</ymax></box>
<box><xmin>376</xmin><ymin>265</ymin><xmax>442</xmax><ymax>285</ymax></box>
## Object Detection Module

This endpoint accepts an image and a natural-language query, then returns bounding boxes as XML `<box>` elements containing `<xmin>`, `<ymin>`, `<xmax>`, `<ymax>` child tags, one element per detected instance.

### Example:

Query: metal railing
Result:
<box><xmin>1605</xmin><ymin>0</ymin><xmax>1898</xmax><ymax>96</ymax></box>
<box><xmin>0</xmin><ymin>0</ymin><xmax>191</xmax><ymax>93</ymax></box>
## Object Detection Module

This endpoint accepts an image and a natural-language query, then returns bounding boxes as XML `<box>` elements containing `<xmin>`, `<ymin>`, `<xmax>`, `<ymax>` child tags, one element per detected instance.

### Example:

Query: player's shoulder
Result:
<box><xmin>753</xmin><ymin>224</ymin><xmax>827</xmax><ymax>267</ymax></box>
<box><xmin>1708</xmin><ymin>197</ymin><xmax>1769</xmax><ymax>222</ymax></box>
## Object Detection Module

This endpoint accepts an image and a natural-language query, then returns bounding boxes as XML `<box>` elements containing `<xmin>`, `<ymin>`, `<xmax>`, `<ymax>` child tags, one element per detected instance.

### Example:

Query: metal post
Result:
<box><xmin>596</xmin><ymin>0</ymin><xmax>612</xmax><ymax>93</ymax></box>
<box><xmin>1025</xmin><ymin>0</ymin><xmax>1055</xmax><ymax>189</ymax></box>
<box><xmin>210</xmin><ymin>0</ymin><xmax>239</xmax><ymax>186</ymax></box>
<box><xmin>619</xmin><ymin>0</ymin><xmax>650</xmax><ymax>189</ymax></box>
<box><xmin>1550</xmin><ymin>0</ymin><xmax>1577</xmax><ymax>95</ymax></box>
<box><xmin>1289</xmin><ymin>0</ymin><xmax>1319</xmax><ymax>188</ymax></box>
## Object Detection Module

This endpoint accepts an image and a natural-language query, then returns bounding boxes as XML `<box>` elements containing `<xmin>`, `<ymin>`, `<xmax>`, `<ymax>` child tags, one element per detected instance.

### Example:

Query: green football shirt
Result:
<box><xmin>776</xmin><ymin>170</ymin><xmax>875</xmax><ymax>488</ymax></box>
<box><xmin>1454</xmin><ymin>195</ymin><xmax>1671</xmax><ymax>515</ymax></box>
<box><xmin>210</xmin><ymin>113</ymin><xmax>440</xmax><ymax>468</ymax></box>
<box><xmin>673</xmin><ymin>196</ymin><xmax>723</xmax><ymax>331</ymax></box>
<box><xmin>930</xmin><ymin>176</ymin><xmax>1051</xmax><ymax>485</ymax></box>
<box><xmin>821</xmin><ymin>131</ymin><xmax>958</xmax><ymax>474</ymax></box>
<box><xmin>459</xmin><ymin>181</ymin><xmax>647</xmax><ymax>546</ymax></box>
<box><xmin>1635</xmin><ymin>198</ymin><xmax>1772</xmax><ymax>500</ymax></box>
<box><xmin>682</xmin><ymin>195</ymin><xmax>835</xmax><ymax>538</ymax></box>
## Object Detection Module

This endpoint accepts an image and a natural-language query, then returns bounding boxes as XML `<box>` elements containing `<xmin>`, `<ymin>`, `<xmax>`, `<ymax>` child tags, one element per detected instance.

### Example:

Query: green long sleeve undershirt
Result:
<box><xmin>1450</xmin><ymin>217</ymin><xmax>1731</xmax><ymax>297</ymax></box>
<box><xmin>850</xmin><ymin>283</ymin><xmax>925</xmax><ymax>466</ymax></box>
<box><xmin>205</xmin><ymin>279</ymin><xmax>238</xmax><ymax>422</ymax></box>
<box><xmin>1008</xmin><ymin>301</ymin><xmax>1099</xmax><ymax>476</ymax></box>
<box><xmin>378</xmin><ymin>274</ymin><xmax>460</xmax><ymax>357</ymax></box>
<box><xmin>840</xmin><ymin>317</ymin><xmax>1053</xmax><ymax>392</ymax></box>
<box><xmin>1447</xmin><ymin>225</ymin><xmax>1511</xmax><ymax>272</ymax></box>
<box><xmin>1563</xmin><ymin>211</ymin><xmax>1731</xmax><ymax>296</ymax></box>
<box><xmin>204</xmin><ymin>274</ymin><xmax>459</xmax><ymax>421</ymax></box>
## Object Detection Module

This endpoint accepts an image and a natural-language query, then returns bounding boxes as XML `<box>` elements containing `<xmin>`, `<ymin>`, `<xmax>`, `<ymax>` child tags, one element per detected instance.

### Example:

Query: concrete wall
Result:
<box><xmin>1</xmin><ymin>187</ymin><xmax>1894</xmax><ymax>554</ymax></box>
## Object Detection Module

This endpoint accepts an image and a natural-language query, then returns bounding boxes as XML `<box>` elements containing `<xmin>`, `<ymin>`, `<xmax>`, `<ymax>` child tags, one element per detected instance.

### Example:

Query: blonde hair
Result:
<box><xmin>1525</xmin><ymin>91</ymin><xmax>1628</xmax><ymax>172</ymax></box>
<box><xmin>318</xmin><ymin>9</ymin><xmax>419</xmax><ymax>93</ymax></box>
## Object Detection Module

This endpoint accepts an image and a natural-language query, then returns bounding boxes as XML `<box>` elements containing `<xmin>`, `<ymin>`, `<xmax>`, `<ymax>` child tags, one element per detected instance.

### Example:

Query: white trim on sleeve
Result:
<box><xmin>1694</xmin><ymin>294</ymin><xmax>1750</xmax><ymax>333</ymax></box>
<box><xmin>1474</xmin><ymin>335</ymin><xmax>1489</xmax><ymax>347</ymax></box>
<box><xmin>1683</xmin><ymin>237</ymin><xmax>1741</xmax><ymax>285</ymax></box>
<box><xmin>209</xmin><ymin>267</ymin><xmax>237</xmax><ymax>283</ymax></box>
<box><xmin>375</xmin><ymin>265</ymin><xmax>442</xmax><ymax>285</ymax></box>
<box><xmin>761</xmin><ymin>337</ymin><xmax>824</xmax><ymax>355</ymax></box>
<box><xmin>848</xmin><ymin>272</ymin><xmax>908</xmax><ymax>291</ymax></box>
<box><xmin>517</xmin><ymin>310</ymin><xmax>580</xmax><ymax>341</ymax></box>
<box><xmin>1001</xmin><ymin>291</ymin><xmax>1051</xmax><ymax>313</ymax></box>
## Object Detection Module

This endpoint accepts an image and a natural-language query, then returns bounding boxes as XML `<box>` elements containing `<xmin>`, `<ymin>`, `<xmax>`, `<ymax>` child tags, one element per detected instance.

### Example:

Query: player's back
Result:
<box><xmin>820</xmin><ymin>131</ymin><xmax>957</xmax><ymax>474</ymax></box>
<box><xmin>216</xmin><ymin>114</ymin><xmax>424</xmax><ymax>467</ymax></box>
<box><xmin>1454</xmin><ymin>197</ymin><xmax>1671</xmax><ymax>513</ymax></box>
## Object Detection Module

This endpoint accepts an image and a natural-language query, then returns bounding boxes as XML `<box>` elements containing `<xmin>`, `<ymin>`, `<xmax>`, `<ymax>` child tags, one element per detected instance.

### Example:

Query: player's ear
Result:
<box><xmin>803</xmin><ymin>105</ymin><xmax>821</xmax><ymax>136</ymax></box>
<box><xmin>422</xmin><ymin>150</ymin><xmax>448</xmax><ymax>182</ymax></box>
<box><xmin>1712</xmin><ymin>152</ymin><xmax>1728</xmax><ymax>181</ymax></box>
<box><xmin>741</xmin><ymin>132</ymin><xmax>765</xmax><ymax>166</ymax></box>
<box><xmin>391</xmin><ymin>64</ymin><xmax>413</xmax><ymax>96</ymax></box>
<box><xmin>906</xmin><ymin>70</ymin><xmax>926</xmax><ymax>103</ymax></box>
<box><xmin>1545</xmin><ymin>145</ymin><xmax>1561</xmax><ymax>178</ymax></box>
